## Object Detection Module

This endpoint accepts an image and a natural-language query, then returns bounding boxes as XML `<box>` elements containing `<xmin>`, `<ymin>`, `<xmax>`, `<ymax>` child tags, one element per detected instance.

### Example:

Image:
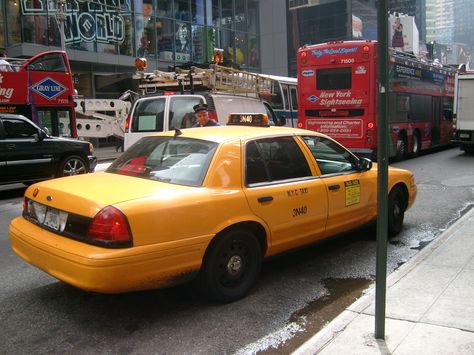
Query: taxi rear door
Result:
<box><xmin>242</xmin><ymin>135</ymin><xmax>328</xmax><ymax>255</ymax></box>
<box><xmin>300</xmin><ymin>135</ymin><xmax>376</xmax><ymax>236</ymax></box>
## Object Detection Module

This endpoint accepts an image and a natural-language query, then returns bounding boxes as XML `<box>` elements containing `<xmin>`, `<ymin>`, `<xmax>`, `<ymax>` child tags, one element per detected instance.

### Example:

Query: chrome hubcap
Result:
<box><xmin>64</xmin><ymin>159</ymin><xmax>86</xmax><ymax>176</ymax></box>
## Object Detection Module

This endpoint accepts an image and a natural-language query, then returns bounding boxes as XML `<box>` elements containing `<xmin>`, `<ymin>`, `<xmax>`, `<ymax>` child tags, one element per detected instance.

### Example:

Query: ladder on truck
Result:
<box><xmin>73</xmin><ymin>98</ymin><xmax>131</xmax><ymax>139</ymax></box>
<box><xmin>133</xmin><ymin>64</ymin><xmax>275</xmax><ymax>98</ymax></box>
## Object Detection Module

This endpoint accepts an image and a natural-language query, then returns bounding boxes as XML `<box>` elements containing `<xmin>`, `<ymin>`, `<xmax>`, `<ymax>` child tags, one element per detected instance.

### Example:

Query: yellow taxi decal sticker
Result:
<box><xmin>287</xmin><ymin>187</ymin><xmax>309</xmax><ymax>197</ymax></box>
<box><xmin>344</xmin><ymin>179</ymin><xmax>361</xmax><ymax>206</ymax></box>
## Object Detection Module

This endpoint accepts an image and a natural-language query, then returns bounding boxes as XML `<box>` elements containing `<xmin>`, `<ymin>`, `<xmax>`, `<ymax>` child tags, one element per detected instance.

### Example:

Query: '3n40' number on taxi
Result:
<box><xmin>292</xmin><ymin>206</ymin><xmax>307</xmax><ymax>217</ymax></box>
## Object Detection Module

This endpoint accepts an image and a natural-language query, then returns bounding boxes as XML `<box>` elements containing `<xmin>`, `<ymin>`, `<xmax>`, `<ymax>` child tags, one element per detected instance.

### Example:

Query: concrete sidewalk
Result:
<box><xmin>294</xmin><ymin>207</ymin><xmax>474</xmax><ymax>355</ymax></box>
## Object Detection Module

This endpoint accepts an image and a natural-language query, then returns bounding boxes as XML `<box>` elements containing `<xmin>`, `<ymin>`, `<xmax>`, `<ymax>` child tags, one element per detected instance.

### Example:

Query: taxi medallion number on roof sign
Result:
<box><xmin>345</xmin><ymin>179</ymin><xmax>361</xmax><ymax>206</ymax></box>
<box><xmin>227</xmin><ymin>113</ymin><xmax>269</xmax><ymax>126</ymax></box>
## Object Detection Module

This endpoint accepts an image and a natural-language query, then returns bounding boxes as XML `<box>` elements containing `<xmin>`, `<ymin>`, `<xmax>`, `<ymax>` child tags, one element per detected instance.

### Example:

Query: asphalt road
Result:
<box><xmin>0</xmin><ymin>147</ymin><xmax>473</xmax><ymax>354</ymax></box>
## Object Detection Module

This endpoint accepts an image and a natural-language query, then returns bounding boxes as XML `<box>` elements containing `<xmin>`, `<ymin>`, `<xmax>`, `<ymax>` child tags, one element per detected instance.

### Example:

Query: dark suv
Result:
<box><xmin>0</xmin><ymin>114</ymin><xmax>97</xmax><ymax>185</ymax></box>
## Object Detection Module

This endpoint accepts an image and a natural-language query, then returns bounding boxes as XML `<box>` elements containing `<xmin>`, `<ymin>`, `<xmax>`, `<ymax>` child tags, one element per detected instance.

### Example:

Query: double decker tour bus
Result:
<box><xmin>297</xmin><ymin>40</ymin><xmax>456</xmax><ymax>160</ymax></box>
<box><xmin>0</xmin><ymin>51</ymin><xmax>77</xmax><ymax>137</ymax></box>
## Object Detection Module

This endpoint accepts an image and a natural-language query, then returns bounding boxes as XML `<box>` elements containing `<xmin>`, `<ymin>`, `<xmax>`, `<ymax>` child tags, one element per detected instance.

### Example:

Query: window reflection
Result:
<box><xmin>175</xmin><ymin>0</ymin><xmax>190</xmax><ymax>21</ymax></box>
<box><xmin>192</xmin><ymin>0</ymin><xmax>205</xmax><ymax>25</ymax></box>
<box><xmin>157</xmin><ymin>18</ymin><xmax>175</xmax><ymax>60</ymax></box>
<box><xmin>175</xmin><ymin>21</ymin><xmax>191</xmax><ymax>61</ymax></box>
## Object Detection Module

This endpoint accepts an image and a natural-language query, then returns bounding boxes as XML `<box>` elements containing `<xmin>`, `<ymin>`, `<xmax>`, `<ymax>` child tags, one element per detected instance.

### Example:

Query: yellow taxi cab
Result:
<box><xmin>10</xmin><ymin>114</ymin><xmax>416</xmax><ymax>302</ymax></box>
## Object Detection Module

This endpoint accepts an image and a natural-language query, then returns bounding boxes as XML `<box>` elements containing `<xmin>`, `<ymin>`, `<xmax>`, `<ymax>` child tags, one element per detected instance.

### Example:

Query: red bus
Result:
<box><xmin>297</xmin><ymin>40</ymin><xmax>456</xmax><ymax>160</ymax></box>
<box><xmin>0</xmin><ymin>51</ymin><xmax>77</xmax><ymax>138</ymax></box>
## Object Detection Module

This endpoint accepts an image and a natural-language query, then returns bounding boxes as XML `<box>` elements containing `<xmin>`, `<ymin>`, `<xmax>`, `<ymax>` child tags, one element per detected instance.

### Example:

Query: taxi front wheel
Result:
<box><xmin>199</xmin><ymin>230</ymin><xmax>262</xmax><ymax>303</ymax></box>
<box><xmin>388</xmin><ymin>186</ymin><xmax>406</xmax><ymax>237</ymax></box>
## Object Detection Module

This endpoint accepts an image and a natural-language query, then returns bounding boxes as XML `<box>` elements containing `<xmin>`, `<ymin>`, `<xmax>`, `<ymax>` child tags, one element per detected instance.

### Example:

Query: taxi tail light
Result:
<box><xmin>87</xmin><ymin>206</ymin><xmax>133</xmax><ymax>246</ymax></box>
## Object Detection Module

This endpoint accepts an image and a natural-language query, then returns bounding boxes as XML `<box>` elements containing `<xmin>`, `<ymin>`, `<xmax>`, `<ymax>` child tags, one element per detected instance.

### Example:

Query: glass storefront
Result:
<box><xmin>1</xmin><ymin>0</ymin><xmax>260</xmax><ymax>70</ymax></box>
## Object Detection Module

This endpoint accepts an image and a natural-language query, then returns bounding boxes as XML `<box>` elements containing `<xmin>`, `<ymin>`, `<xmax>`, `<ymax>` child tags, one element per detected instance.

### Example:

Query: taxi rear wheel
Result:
<box><xmin>199</xmin><ymin>230</ymin><xmax>262</xmax><ymax>303</ymax></box>
<box><xmin>388</xmin><ymin>186</ymin><xmax>406</xmax><ymax>237</ymax></box>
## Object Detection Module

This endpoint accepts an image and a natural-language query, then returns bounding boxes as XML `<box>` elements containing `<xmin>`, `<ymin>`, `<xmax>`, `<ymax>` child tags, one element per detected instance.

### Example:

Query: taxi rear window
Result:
<box><xmin>107</xmin><ymin>136</ymin><xmax>218</xmax><ymax>186</ymax></box>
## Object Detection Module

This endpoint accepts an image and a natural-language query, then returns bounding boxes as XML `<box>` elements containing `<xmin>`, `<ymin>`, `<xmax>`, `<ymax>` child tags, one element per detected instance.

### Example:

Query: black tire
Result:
<box><xmin>411</xmin><ymin>132</ymin><xmax>421</xmax><ymax>157</ymax></box>
<box><xmin>395</xmin><ymin>134</ymin><xmax>407</xmax><ymax>161</ymax></box>
<box><xmin>57</xmin><ymin>155</ymin><xmax>87</xmax><ymax>177</ymax></box>
<box><xmin>388</xmin><ymin>186</ymin><xmax>406</xmax><ymax>237</ymax></box>
<box><xmin>198</xmin><ymin>230</ymin><xmax>262</xmax><ymax>303</ymax></box>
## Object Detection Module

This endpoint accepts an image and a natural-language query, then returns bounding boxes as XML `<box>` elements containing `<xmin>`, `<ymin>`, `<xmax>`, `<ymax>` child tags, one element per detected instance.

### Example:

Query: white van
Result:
<box><xmin>123</xmin><ymin>93</ymin><xmax>281</xmax><ymax>150</ymax></box>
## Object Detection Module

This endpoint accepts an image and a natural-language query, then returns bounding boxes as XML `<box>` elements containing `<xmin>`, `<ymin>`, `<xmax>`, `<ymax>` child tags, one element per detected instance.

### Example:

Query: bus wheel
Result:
<box><xmin>411</xmin><ymin>132</ymin><xmax>421</xmax><ymax>157</ymax></box>
<box><xmin>198</xmin><ymin>229</ymin><xmax>262</xmax><ymax>303</ymax></box>
<box><xmin>58</xmin><ymin>155</ymin><xmax>87</xmax><ymax>177</ymax></box>
<box><xmin>395</xmin><ymin>134</ymin><xmax>407</xmax><ymax>161</ymax></box>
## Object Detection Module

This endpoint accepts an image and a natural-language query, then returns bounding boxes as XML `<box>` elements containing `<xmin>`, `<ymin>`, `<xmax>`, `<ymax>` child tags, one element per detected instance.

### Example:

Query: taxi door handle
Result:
<box><xmin>258</xmin><ymin>196</ymin><xmax>273</xmax><ymax>203</ymax></box>
<box><xmin>6</xmin><ymin>143</ymin><xmax>15</xmax><ymax>150</ymax></box>
<box><xmin>328</xmin><ymin>184</ymin><xmax>340</xmax><ymax>191</ymax></box>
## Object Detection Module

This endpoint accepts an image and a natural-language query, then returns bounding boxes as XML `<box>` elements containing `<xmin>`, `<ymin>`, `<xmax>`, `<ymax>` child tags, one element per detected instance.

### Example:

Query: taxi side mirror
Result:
<box><xmin>358</xmin><ymin>157</ymin><xmax>372</xmax><ymax>171</ymax></box>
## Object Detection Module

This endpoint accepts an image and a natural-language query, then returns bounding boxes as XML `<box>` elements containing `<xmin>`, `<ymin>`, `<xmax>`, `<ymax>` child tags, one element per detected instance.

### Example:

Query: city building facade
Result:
<box><xmin>0</xmin><ymin>0</ymin><xmax>270</xmax><ymax>97</ymax></box>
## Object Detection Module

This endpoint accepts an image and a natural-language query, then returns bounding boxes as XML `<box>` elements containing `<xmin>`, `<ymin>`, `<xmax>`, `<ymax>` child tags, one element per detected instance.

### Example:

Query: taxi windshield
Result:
<box><xmin>107</xmin><ymin>136</ymin><xmax>218</xmax><ymax>186</ymax></box>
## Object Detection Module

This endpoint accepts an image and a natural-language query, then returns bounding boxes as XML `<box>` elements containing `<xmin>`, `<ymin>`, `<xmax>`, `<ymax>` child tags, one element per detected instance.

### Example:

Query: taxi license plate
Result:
<box><xmin>29</xmin><ymin>201</ymin><xmax>68</xmax><ymax>232</ymax></box>
<box><xmin>44</xmin><ymin>209</ymin><xmax>60</xmax><ymax>230</ymax></box>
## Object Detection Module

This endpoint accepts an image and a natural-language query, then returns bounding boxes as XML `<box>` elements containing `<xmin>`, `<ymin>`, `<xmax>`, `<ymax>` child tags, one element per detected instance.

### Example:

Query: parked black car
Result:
<box><xmin>0</xmin><ymin>114</ymin><xmax>97</xmax><ymax>185</ymax></box>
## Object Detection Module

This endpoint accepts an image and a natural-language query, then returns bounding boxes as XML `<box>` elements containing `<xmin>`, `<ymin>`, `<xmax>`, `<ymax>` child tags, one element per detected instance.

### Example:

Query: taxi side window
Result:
<box><xmin>301</xmin><ymin>136</ymin><xmax>358</xmax><ymax>175</ymax></box>
<box><xmin>245</xmin><ymin>136</ymin><xmax>311</xmax><ymax>185</ymax></box>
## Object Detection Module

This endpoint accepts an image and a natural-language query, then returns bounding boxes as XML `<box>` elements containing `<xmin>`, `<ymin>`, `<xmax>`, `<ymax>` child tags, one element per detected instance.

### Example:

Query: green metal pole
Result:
<box><xmin>375</xmin><ymin>0</ymin><xmax>389</xmax><ymax>340</ymax></box>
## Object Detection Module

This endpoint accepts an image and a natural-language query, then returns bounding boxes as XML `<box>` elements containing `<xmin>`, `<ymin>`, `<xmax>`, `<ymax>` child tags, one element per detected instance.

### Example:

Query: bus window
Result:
<box><xmin>290</xmin><ymin>87</ymin><xmax>298</xmax><ymax>110</ymax></box>
<box><xmin>281</xmin><ymin>85</ymin><xmax>289</xmax><ymax>110</ymax></box>
<box><xmin>443</xmin><ymin>97</ymin><xmax>453</xmax><ymax>120</ymax></box>
<box><xmin>410</xmin><ymin>95</ymin><xmax>430</xmax><ymax>122</ymax></box>
<box><xmin>316</xmin><ymin>67</ymin><xmax>352</xmax><ymax>90</ymax></box>
<box><xmin>270</xmin><ymin>82</ymin><xmax>284</xmax><ymax>110</ymax></box>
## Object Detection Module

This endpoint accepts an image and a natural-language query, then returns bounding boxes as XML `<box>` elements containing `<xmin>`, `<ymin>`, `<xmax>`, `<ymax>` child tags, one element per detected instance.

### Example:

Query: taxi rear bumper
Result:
<box><xmin>9</xmin><ymin>217</ymin><xmax>208</xmax><ymax>293</ymax></box>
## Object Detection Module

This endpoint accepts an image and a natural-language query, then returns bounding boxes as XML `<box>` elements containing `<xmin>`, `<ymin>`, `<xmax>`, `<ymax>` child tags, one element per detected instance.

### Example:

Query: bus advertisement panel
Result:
<box><xmin>297</xmin><ymin>40</ymin><xmax>456</xmax><ymax>160</ymax></box>
<box><xmin>0</xmin><ymin>51</ymin><xmax>77</xmax><ymax>138</ymax></box>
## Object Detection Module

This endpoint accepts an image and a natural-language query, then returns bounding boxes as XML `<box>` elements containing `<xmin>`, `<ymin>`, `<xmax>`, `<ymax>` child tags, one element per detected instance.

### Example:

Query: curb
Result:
<box><xmin>292</xmin><ymin>206</ymin><xmax>474</xmax><ymax>355</ymax></box>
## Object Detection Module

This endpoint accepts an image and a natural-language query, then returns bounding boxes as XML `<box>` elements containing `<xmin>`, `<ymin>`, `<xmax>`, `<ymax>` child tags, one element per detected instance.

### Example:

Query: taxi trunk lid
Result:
<box><xmin>25</xmin><ymin>172</ymin><xmax>188</xmax><ymax>218</ymax></box>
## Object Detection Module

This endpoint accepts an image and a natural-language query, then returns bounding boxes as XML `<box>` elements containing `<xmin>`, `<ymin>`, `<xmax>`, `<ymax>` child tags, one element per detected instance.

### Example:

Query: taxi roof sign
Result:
<box><xmin>227</xmin><ymin>113</ymin><xmax>269</xmax><ymax>127</ymax></box>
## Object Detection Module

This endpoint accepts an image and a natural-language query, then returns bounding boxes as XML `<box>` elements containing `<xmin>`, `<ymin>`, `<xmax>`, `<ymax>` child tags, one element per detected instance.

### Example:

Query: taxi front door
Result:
<box><xmin>299</xmin><ymin>135</ymin><xmax>376</xmax><ymax>236</ymax></box>
<box><xmin>242</xmin><ymin>137</ymin><xmax>328</xmax><ymax>255</ymax></box>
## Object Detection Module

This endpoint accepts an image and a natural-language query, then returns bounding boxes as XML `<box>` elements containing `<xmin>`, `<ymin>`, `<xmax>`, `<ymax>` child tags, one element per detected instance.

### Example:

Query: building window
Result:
<box><xmin>157</xmin><ymin>0</ymin><xmax>173</xmax><ymax>18</ymax></box>
<box><xmin>235</xmin><ymin>32</ymin><xmax>247</xmax><ymax>67</ymax></box>
<box><xmin>175</xmin><ymin>21</ymin><xmax>191</xmax><ymax>61</ymax></box>
<box><xmin>192</xmin><ymin>25</ymin><xmax>211</xmax><ymax>63</ymax></box>
<box><xmin>175</xmin><ymin>0</ymin><xmax>191</xmax><ymax>21</ymax></box>
<box><xmin>221</xmin><ymin>0</ymin><xmax>233</xmax><ymax>30</ymax></box>
<box><xmin>208</xmin><ymin>0</ymin><xmax>220</xmax><ymax>27</ymax></box>
<box><xmin>157</xmin><ymin>17</ymin><xmax>175</xmax><ymax>61</ymax></box>
<box><xmin>235</xmin><ymin>0</ymin><xmax>246</xmax><ymax>32</ymax></box>
<box><xmin>192</xmin><ymin>0</ymin><xmax>206</xmax><ymax>25</ymax></box>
